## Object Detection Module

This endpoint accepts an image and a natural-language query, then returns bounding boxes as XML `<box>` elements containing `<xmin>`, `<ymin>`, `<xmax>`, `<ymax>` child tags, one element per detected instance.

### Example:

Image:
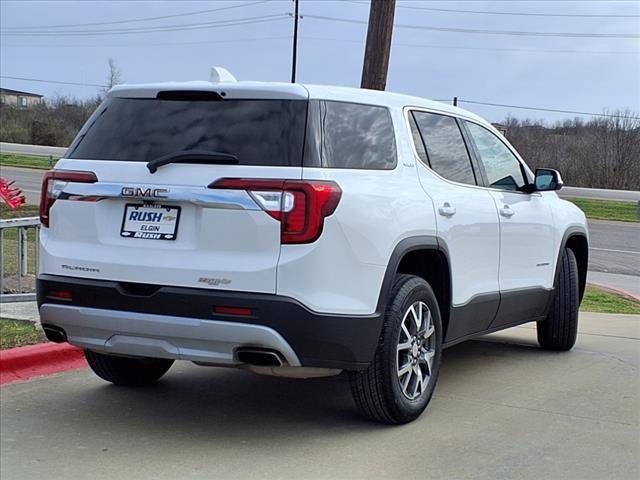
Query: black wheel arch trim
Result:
<box><xmin>556</xmin><ymin>226</ymin><xmax>589</xmax><ymax>302</ymax></box>
<box><xmin>374</xmin><ymin>235</ymin><xmax>449</xmax><ymax>315</ymax></box>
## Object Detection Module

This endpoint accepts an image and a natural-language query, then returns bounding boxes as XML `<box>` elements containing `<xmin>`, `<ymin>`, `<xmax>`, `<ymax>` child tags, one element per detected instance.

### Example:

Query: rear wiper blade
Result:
<box><xmin>147</xmin><ymin>149</ymin><xmax>238</xmax><ymax>173</ymax></box>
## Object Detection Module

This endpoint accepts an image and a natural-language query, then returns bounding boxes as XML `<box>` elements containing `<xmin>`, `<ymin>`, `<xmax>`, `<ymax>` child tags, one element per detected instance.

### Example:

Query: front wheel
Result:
<box><xmin>537</xmin><ymin>248</ymin><xmax>579</xmax><ymax>351</ymax></box>
<box><xmin>349</xmin><ymin>274</ymin><xmax>443</xmax><ymax>424</ymax></box>
<box><xmin>85</xmin><ymin>350</ymin><xmax>174</xmax><ymax>386</ymax></box>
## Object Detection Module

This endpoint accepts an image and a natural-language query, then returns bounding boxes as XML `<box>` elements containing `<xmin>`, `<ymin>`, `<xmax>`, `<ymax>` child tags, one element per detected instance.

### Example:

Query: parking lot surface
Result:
<box><xmin>1</xmin><ymin>312</ymin><xmax>638</xmax><ymax>480</ymax></box>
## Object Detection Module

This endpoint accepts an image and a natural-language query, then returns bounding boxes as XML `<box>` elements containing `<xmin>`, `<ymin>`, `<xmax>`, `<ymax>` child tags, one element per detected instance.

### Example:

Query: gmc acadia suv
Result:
<box><xmin>37</xmin><ymin>73</ymin><xmax>589</xmax><ymax>424</ymax></box>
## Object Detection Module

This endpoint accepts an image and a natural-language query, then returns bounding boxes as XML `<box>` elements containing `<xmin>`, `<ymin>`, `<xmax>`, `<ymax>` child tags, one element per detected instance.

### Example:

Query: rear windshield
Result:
<box><xmin>67</xmin><ymin>97</ymin><xmax>308</xmax><ymax>166</ymax></box>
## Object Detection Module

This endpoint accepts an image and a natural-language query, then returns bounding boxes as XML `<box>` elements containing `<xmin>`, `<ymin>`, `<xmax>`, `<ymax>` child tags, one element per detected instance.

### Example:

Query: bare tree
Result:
<box><xmin>505</xmin><ymin>111</ymin><xmax>640</xmax><ymax>190</ymax></box>
<box><xmin>101</xmin><ymin>58</ymin><xmax>122</xmax><ymax>95</ymax></box>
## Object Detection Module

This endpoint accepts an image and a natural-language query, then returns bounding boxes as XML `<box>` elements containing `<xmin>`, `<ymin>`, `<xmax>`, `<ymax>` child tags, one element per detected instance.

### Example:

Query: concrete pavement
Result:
<box><xmin>1</xmin><ymin>312</ymin><xmax>638</xmax><ymax>480</ymax></box>
<box><xmin>588</xmin><ymin>271</ymin><xmax>640</xmax><ymax>300</ymax></box>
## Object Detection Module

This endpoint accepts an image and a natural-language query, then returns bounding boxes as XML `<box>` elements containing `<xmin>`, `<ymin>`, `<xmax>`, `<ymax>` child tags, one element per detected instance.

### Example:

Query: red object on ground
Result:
<box><xmin>0</xmin><ymin>343</ymin><xmax>87</xmax><ymax>385</ymax></box>
<box><xmin>0</xmin><ymin>177</ymin><xmax>26</xmax><ymax>209</ymax></box>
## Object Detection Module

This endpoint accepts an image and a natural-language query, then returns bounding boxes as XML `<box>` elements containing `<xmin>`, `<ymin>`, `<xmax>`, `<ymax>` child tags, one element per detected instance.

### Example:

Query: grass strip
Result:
<box><xmin>0</xmin><ymin>318</ymin><xmax>47</xmax><ymax>350</ymax></box>
<box><xmin>565</xmin><ymin>197</ymin><xmax>638</xmax><ymax>223</ymax></box>
<box><xmin>0</xmin><ymin>153</ymin><xmax>56</xmax><ymax>170</ymax></box>
<box><xmin>581</xmin><ymin>286</ymin><xmax>640</xmax><ymax>315</ymax></box>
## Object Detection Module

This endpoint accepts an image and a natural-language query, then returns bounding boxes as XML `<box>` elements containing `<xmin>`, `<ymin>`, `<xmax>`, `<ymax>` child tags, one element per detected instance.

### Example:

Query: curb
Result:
<box><xmin>0</xmin><ymin>343</ymin><xmax>87</xmax><ymax>386</ymax></box>
<box><xmin>587</xmin><ymin>282</ymin><xmax>640</xmax><ymax>303</ymax></box>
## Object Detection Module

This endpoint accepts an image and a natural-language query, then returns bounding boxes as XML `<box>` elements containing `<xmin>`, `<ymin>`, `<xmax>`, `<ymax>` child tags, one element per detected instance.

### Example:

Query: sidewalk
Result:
<box><xmin>0</xmin><ymin>301</ymin><xmax>39</xmax><ymax>322</ymax></box>
<box><xmin>587</xmin><ymin>271</ymin><xmax>640</xmax><ymax>300</ymax></box>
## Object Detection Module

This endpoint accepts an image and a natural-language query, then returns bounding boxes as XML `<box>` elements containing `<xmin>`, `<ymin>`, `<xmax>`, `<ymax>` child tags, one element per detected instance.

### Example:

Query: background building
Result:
<box><xmin>0</xmin><ymin>88</ymin><xmax>44</xmax><ymax>108</ymax></box>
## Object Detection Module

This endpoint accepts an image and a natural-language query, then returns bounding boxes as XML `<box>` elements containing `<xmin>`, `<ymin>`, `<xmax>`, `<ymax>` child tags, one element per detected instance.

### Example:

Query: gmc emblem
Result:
<box><xmin>121</xmin><ymin>187</ymin><xmax>169</xmax><ymax>198</ymax></box>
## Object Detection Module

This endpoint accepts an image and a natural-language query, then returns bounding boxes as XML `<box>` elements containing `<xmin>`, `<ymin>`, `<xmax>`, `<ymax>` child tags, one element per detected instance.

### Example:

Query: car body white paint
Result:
<box><xmin>39</xmin><ymin>79</ymin><xmax>588</xmax><ymax>317</ymax></box>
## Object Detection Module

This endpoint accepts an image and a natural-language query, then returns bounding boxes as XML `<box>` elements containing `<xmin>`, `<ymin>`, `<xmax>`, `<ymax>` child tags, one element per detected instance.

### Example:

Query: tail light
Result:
<box><xmin>210</xmin><ymin>178</ymin><xmax>342</xmax><ymax>244</ymax></box>
<box><xmin>40</xmin><ymin>170</ymin><xmax>98</xmax><ymax>227</ymax></box>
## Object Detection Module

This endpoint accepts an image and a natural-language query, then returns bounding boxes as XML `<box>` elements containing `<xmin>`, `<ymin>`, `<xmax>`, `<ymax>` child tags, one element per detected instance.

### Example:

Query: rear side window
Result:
<box><xmin>67</xmin><ymin>97</ymin><xmax>307</xmax><ymax>166</ymax></box>
<box><xmin>320</xmin><ymin>101</ymin><xmax>397</xmax><ymax>170</ymax></box>
<box><xmin>411</xmin><ymin>111</ymin><xmax>477</xmax><ymax>185</ymax></box>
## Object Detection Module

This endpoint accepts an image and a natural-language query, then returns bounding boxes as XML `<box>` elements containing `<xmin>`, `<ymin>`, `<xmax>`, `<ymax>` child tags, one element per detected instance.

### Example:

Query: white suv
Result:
<box><xmin>37</xmin><ymin>74</ymin><xmax>588</xmax><ymax>424</ymax></box>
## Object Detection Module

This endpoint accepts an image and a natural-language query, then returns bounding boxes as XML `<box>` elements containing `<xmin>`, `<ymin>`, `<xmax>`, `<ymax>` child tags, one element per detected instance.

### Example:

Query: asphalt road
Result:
<box><xmin>0</xmin><ymin>142</ymin><xmax>67</xmax><ymax>158</ymax></box>
<box><xmin>559</xmin><ymin>186</ymin><xmax>640</xmax><ymax>203</ymax></box>
<box><xmin>2</xmin><ymin>141</ymin><xmax>640</xmax><ymax>202</ymax></box>
<box><xmin>0</xmin><ymin>166</ymin><xmax>44</xmax><ymax>205</ymax></box>
<box><xmin>588</xmin><ymin>220</ymin><xmax>640</xmax><ymax>276</ymax></box>
<box><xmin>1</xmin><ymin>166</ymin><xmax>638</xmax><ymax>277</ymax></box>
<box><xmin>1</xmin><ymin>312</ymin><xmax>638</xmax><ymax>480</ymax></box>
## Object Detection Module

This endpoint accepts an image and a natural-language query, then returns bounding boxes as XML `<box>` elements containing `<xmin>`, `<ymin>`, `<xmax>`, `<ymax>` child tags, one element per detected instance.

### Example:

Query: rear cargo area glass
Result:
<box><xmin>67</xmin><ymin>97</ymin><xmax>307</xmax><ymax>166</ymax></box>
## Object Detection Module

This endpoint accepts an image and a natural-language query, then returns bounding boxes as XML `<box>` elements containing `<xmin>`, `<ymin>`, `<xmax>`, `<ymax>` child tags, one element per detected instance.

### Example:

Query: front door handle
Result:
<box><xmin>438</xmin><ymin>202</ymin><xmax>456</xmax><ymax>217</ymax></box>
<box><xmin>499</xmin><ymin>205</ymin><xmax>515</xmax><ymax>218</ymax></box>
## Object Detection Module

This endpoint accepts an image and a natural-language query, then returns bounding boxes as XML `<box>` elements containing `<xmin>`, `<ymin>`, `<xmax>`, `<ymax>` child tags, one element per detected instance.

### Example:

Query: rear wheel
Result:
<box><xmin>349</xmin><ymin>274</ymin><xmax>443</xmax><ymax>424</ymax></box>
<box><xmin>537</xmin><ymin>248</ymin><xmax>579</xmax><ymax>351</ymax></box>
<box><xmin>85</xmin><ymin>350</ymin><xmax>174</xmax><ymax>386</ymax></box>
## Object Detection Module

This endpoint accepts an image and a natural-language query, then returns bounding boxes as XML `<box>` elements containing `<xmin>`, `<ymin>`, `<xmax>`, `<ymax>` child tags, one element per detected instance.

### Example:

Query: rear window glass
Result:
<box><xmin>320</xmin><ymin>101</ymin><xmax>397</xmax><ymax>170</ymax></box>
<box><xmin>67</xmin><ymin>97</ymin><xmax>307</xmax><ymax>166</ymax></box>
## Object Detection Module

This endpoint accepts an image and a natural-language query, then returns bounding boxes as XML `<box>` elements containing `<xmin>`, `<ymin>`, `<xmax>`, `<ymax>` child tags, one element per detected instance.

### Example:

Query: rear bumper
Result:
<box><xmin>37</xmin><ymin>275</ymin><xmax>384</xmax><ymax>370</ymax></box>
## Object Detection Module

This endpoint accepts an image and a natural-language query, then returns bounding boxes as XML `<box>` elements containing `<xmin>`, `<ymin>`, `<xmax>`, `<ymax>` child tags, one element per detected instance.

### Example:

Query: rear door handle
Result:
<box><xmin>438</xmin><ymin>202</ymin><xmax>456</xmax><ymax>217</ymax></box>
<box><xmin>499</xmin><ymin>205</ymin><xmax>515</xmax><ymax>218</ymax></box>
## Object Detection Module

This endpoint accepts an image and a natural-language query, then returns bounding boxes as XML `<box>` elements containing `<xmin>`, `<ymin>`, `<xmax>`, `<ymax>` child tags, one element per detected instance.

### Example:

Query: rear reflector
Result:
<box><xmin>214</xmin><ymin>306</ymin><xmax>253</xmax><ymax>316</ymax></box>
<box><xmin>210</xmin><ymin>178</ymin><xmax>341</xmax><ymax>244</ymax></box>
<box><xmin>40</xmin><ymin>170</ymin><xmax>98</xmax><ymax>227</ymax></box>
<box><xmin>47</xmin><ymin>290</ymin><xmax>73</xmax><ymax>301</ymax></box>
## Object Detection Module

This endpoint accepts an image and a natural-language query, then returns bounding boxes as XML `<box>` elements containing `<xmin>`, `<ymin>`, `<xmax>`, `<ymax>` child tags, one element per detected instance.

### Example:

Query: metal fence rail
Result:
<box><xmin>0</xmin><ymin>216</ymin><xmax>40</xmax><ymax>303</ymax></box>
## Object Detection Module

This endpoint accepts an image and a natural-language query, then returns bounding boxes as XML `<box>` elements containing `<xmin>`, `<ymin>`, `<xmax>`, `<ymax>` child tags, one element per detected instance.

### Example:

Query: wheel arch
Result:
<box><xmin>376</xmin><ymin>236</ymin><xmax>452</xmax><ymax>339</ymax></box>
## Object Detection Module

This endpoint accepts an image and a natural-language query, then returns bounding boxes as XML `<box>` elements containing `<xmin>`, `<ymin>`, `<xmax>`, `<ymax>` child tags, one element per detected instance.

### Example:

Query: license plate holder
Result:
<box><xmin>120</xmin><ymin>204</ymin><xmax>181</xmax><ymax>241</ymax></box>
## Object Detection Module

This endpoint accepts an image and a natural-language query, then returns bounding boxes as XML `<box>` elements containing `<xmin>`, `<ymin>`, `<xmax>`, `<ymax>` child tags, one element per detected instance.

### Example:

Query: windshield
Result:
<box><xmin>67</xmin><ymin>97</ymin><xmax>308</xmax><ymax>167</ymax></box>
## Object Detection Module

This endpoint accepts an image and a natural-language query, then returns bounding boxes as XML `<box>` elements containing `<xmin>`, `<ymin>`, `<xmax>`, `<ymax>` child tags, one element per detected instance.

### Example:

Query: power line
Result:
<box><xmin>1</xmin><ymin>14</ymin><xmax>288</xmax><ymax>37</ymax></box>
<box><xmin>0</xmin><ymin>76</ymin><xmax>106</xmax><ymax>88</ymax></box>
<box><xmin>1</xmin><ymin>36</ymin><xmax>292</xmax><ymax>49</ymax></box>
<box><xmin>347</xmin><ymin>0</ymin><xmax>640</xmax><ymax>18</ymax></box>
<box><xmin>1</xmin><ymin>1</ymin><xmax>270</xmax><ymax>30</ymax></box>
<box><xmin>2</xmin><ymin>74</ymin><xmax>636</xmax><ymax>120</ymax></box>
<box><xmin>301</xmin><ymin>35</ymin><xmax>639</xmax><ymax>55</ymax></box>
<box><xmin>304</xmin><ymin>14</ymin><xmax>640</xmax><ymax>39</ymax></box>
<box><xmin>457</xmin><ymin>99</ymin><xmax>640</xmax><ymax>120</ymax></box>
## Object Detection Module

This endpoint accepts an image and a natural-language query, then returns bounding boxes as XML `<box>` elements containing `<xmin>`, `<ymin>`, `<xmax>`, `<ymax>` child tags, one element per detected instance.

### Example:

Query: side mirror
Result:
<box><xmin>531</xmin><ymin>168</ymin><xmax>564</xmax><ymax>192</ymax></box>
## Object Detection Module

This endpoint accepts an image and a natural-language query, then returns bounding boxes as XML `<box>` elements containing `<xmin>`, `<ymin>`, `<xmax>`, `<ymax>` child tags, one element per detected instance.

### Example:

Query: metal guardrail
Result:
<box><xmin>0</xmin><ymin>216</ymin><xmax>40</xmax><ymax>303</ymax></box>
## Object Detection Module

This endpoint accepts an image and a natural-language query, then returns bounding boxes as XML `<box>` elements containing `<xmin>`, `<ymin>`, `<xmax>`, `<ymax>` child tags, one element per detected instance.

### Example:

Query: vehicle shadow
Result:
<box><xmin>44</xmin><ymin>333</ymin><xmax>548</xmax><ymax>441</ymax></box>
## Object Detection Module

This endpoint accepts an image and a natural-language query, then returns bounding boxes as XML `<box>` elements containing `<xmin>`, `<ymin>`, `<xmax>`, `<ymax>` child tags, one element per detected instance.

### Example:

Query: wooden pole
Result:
<box><xmin>361</xmin><ymin>0</ymin><xmax>396</xmax><ymax>91</ymax></box>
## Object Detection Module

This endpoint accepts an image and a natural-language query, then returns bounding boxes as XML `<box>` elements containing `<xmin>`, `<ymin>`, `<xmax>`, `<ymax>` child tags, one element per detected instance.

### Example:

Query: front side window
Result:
<box><xmin>320</xmin><ymin>101</ymin><xmax>397</xmax><ymax>170</ymax></box>
<box><xmin>411</xmin><ymin>111</ymin><xmax>477</xmax><ymax>185</ymax></box>
<box><xmin>465</xmin><ymin>122</ymin><xmax>526</xmax><ymax>191</ymax></box>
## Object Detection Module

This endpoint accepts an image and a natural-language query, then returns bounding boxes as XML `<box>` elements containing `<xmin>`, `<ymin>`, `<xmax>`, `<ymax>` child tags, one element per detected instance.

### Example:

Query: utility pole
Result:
<box><xmin>291</xmin><ymin>0</ymin><xmax>300</xmax><ymax>83</ymax></box>
<box><xmin>361</xmin><ymin>0</ymin><xmax>396</xmax><ymax>91</ymax></box>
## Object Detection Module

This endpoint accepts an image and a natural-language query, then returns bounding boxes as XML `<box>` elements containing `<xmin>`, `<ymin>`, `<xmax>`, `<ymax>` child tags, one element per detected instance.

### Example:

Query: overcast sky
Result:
<box><xmin>1</xmin><ymin>0</ymin><xmax>638</xmax><ymax>123</ymax></box>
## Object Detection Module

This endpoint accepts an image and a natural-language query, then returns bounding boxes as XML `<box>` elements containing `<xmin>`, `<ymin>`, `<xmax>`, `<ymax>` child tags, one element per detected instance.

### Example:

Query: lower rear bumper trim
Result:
<box><xmin>39</xmin><ymin>303</ymin><xmax>302</xmax><ymax>366</ymax></box>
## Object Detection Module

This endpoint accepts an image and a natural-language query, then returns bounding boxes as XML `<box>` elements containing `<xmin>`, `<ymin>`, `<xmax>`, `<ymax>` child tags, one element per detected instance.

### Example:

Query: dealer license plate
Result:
<box><xmin>120</xmin><ymin>204</ymin><xmax>181</xmax><ymax>241</ymax></box>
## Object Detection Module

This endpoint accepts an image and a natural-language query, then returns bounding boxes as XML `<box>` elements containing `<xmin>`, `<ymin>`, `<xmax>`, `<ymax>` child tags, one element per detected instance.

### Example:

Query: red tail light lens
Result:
<box><xmin>210</xmin><ymin>178</ymin><xmax>342</xmax><ymax>244</ymax></box>
<box><xmin>40</xmin><ymin>170</ymin><xmax>98</xmax><ymax>227</ymax></box>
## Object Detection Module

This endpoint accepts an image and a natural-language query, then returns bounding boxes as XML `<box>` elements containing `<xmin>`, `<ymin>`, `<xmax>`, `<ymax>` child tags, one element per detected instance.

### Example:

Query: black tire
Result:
<box><xmin>85</xmin><ymin>350</ymin><xmax>174</xmax><ymax>386</ymax></box>
<box><xmin>349</xmin><ymin>274</ymin><xmax>443</xmax><ymax>424</ymax></box>
<box><xmin>537</xmin><ymin>248</ymin><xmax>579</xmax><ymax>351</ymax></box>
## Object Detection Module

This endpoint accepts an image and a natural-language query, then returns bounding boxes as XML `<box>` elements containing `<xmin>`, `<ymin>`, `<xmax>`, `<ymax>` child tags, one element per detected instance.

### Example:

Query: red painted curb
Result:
<box><xmin>0</xmin><ymin>342</ymin><xmax>87</xmax><ymax>385</ymax></box>
<box><xmin>588</xmin><ymin>282</ymin><xmax>640</xmax><ymax>303</ymax></box>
